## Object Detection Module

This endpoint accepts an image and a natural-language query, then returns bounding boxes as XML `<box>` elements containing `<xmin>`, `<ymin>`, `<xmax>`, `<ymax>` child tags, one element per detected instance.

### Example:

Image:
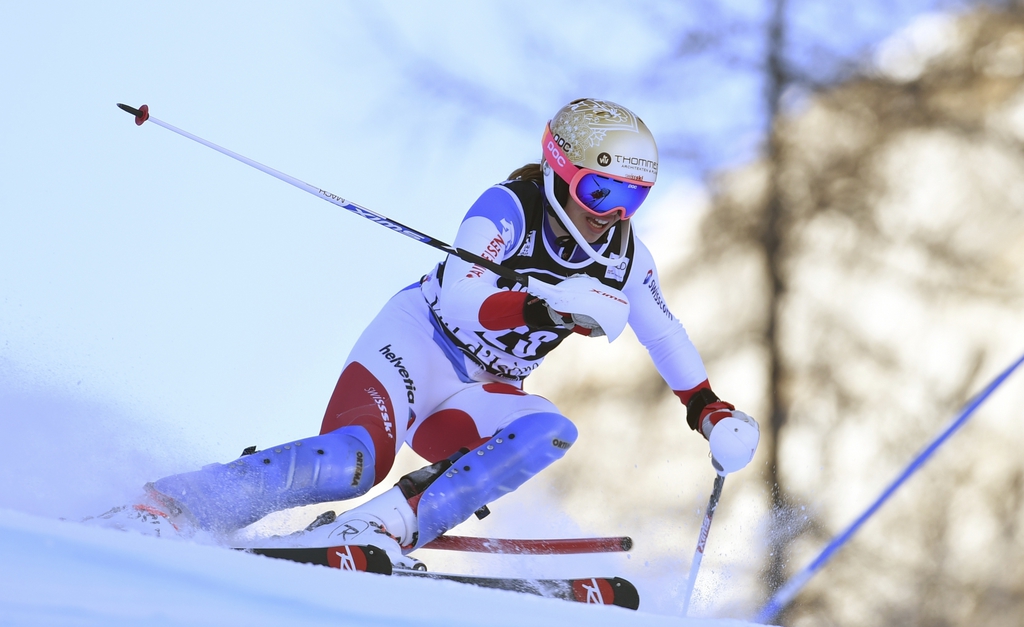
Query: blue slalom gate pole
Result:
<box><xmin>755</xmin><ymin>350</ymin><xmax>1024</xmax><ymax>624</ymax></box>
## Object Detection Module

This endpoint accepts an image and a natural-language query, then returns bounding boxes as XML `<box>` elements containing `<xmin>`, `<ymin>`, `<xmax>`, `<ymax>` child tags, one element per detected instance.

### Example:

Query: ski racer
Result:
<box><xmin>129</xmin><ymin>98</ymin><xmax>760</xmax><ymax>566</ymax></box>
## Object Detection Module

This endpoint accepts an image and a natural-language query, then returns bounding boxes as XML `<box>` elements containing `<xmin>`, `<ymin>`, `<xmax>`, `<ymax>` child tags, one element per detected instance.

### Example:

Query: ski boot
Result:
<box><xmin>147</xmin><ymin>426</ymin><xmax>376</xmax><ymax>534</ymax></box>
<box><xmin>321</xmin><ymin>411</ymin><xmax>578</xmax><ymax>567</ymax></box>
<box><xmin>83</xmin><ymin>486</ymin><xmax>199</xmax><ymax>539</ymax></box>
<box><xmin>314</xmin><ymin>486</ymin><xmax>426</xmax><ymax>571</ymax></box>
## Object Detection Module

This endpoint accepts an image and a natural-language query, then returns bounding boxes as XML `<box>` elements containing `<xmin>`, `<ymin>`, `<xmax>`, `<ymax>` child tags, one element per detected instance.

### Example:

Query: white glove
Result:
<box><xmin>706</xmin><ymin>409</ymin><xmax>759</xmax><ymax>475</ymax></box>
<box><xmin>526</xmin><ymin>275</ymin><xmax>630</xmax><ymax>342</ymax></box>
<box><xmin>544</xmin><ymin>307</ymin><xmax>607</xmax><ymax>337</ymax></box>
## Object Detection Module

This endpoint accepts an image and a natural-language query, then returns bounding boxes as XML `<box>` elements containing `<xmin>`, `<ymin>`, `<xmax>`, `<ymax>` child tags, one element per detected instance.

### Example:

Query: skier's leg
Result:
<box><xmin>318</xmin><ymin>285</ymin><xmax>462</xmax><ymax>482</ymax></box>
<box><xmin>149</xmin><ymin>426</ymin><xmax>376</xmax><ymax>533</ymax></box>
<box><xmin>324</xmin><ymin>385</ymin><xmax>576</xmax><ymax>561</ymax></box>
<box><xmin>318</xmin><ymin>361</ymin><xmax>403</xmax><ymax>490</ymax></box>
<box><xmin>407</xmin><ymin>409</ymin><xmax>577</xmax><ymax>549</ymax></box>
<box><xmin>405</xmin><ymin>380</ymin><xmax>557</xmax><ymax>463</ymax></box>
<box><xmin>149</xmin><ymin>287</ymin><xmax>451</xmax><ymax>534</ymax></box>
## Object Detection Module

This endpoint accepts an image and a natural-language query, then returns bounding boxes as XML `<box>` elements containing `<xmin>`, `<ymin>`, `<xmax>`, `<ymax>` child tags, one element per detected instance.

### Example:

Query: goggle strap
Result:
<box><xmin>617</xmin><ymin>218</ymin><xmax>630</xmax><ymax>261</ymax></box>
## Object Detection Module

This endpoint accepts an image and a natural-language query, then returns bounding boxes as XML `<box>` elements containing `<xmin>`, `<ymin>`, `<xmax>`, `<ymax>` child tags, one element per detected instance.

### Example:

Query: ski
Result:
<box><xmin>246</xmin><ymin>544</ymin><xmax>393</xmax><ymax>574</ymax></box>
<box><xmin>272</xmin><ymin>508</ymin><xmax>633</xmax><ymax>556</ymax></box>
<box><xmin>423</xmin><ymin>534</ymin><xmax>633</xmax><ymax>555</ymax></box>
<box><xmin>393</xmin><ymin>569</ymin><xmax>639</xmax><ymax>609</ymax></box>
<box><xmin>246</xmin><ymin>544</ymin><xmax>639</xmax><ymax>609</ymax></box>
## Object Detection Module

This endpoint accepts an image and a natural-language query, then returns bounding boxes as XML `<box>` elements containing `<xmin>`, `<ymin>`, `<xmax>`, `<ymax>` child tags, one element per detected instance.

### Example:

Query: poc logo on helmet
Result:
<box><xmin>546</xmin><ymin>139</ymin><xmax>567</xmax><ymax>168</ymax></box>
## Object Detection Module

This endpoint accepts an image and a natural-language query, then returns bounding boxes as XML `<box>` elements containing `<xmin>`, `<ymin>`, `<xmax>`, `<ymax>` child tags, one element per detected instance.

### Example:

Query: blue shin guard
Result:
<box><xmin>150</xmin><ymin>426</ymin><xmax>376</xmax><ymax>533</ymax></box>
<box><xmin>410</xmin><ymin>412</ymin><xmax>577</xmax><ymax>549</ymax></box>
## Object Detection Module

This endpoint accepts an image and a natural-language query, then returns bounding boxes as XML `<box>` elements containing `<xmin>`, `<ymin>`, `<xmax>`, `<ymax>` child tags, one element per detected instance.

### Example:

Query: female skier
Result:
<box><xmin>137</xmin><ymin>98</ymin><xmax>759</xmax><ymax>566</ymax></box>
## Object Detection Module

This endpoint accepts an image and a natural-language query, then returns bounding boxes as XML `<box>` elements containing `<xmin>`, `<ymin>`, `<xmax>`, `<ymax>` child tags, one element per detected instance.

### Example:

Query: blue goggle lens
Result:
<box><xmin>574</xmin><ymin>173</ymin><xmax>651</xmax><ymax>219</ymax></box>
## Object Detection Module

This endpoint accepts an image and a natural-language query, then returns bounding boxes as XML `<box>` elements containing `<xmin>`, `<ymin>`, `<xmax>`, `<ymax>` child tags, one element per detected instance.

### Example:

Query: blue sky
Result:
<box><xmin>0</xmin><ymin>2</ymin><xmax>696</xmax><ymax>456</ymax></box>
<box><xmin>0</xmin><ymin>1</ymin><xmax>954</xmax><ymax>510</ymax></box>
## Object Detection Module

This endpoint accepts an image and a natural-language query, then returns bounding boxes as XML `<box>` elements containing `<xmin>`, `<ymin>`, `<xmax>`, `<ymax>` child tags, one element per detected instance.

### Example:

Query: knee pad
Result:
<box><xmin>151</xmin><ymin>425</ymin><xmax>376</xmax><ymax>533</ymax></box>
<box><xmin>411</xmin><ymin>412</ymin><xmax>577</xmax><ymax>549</ymax></box>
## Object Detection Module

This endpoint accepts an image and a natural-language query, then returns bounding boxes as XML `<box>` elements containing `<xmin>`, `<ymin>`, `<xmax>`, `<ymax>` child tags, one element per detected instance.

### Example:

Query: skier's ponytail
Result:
<box><xmin>506</xmin><ymin>162</ymin><xmax>543</xmax><ymax>184</ymax></box>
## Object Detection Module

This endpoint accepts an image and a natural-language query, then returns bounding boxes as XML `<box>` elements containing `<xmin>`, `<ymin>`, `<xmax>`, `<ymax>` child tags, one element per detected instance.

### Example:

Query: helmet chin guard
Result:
<box><xmin>542</xmin><ymin>160</ymin><xmax>624</xmax><ymax>267</ymax></box>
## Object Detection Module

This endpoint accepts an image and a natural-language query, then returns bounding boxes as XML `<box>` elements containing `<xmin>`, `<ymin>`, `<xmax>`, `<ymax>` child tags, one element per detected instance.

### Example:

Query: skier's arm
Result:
<box><xmin>623</xmin><ymin>239</ymin><xmax>708</xmax><ymax>390</ymax></box>
<box><xmin>624</xmin><ymin>238</ymin><xmax>759</xmax><ymax>474</ymax></box>
<box><xmin>440</xmin><ymin>187</ymin><xmax>627</xmax><ymax>338</ymax></box>
<box><xmin>438</xmin><ymin>186</ymin><xmax>529</xmax><ymax>331</ymax></box>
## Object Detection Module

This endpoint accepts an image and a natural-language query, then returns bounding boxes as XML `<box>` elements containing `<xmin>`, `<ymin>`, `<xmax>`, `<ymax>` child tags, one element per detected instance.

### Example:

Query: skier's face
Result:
<box><xmin>563</xmin><ymin>198</ymin><xmax>621</xmax><ymax>243</ymax></box>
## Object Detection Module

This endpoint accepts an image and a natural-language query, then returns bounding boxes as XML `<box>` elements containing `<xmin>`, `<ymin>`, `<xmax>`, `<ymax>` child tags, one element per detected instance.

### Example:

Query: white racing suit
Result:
<box><xmin>150</xmin><ymin>178</ymin><xmax>710</xmax><ymax>542</ymax></box>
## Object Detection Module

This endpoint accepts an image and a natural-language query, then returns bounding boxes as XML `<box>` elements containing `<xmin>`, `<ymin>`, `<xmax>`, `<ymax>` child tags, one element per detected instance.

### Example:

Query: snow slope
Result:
<box><xmin>0</xmin><ymin>508</ymin><xmax>769</xmax><ymax>627</ymax></box>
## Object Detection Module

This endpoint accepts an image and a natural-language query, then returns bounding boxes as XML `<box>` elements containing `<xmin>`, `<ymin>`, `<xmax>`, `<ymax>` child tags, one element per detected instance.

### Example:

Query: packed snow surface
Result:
<box><xmin>0</xmin><ymin>508</ymin><xmax>770</xmax><ymax>627</ymax></box>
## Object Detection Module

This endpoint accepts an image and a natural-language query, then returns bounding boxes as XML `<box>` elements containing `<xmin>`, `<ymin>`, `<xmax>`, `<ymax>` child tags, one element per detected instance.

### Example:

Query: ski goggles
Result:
<box><xmin>543</xmin><ymin>124</ymin><xmax>653</xmax><ymax>220</ymax></box>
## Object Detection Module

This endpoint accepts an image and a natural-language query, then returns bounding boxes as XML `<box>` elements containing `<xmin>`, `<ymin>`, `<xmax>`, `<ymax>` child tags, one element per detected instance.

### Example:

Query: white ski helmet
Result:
<box><xmin>541</xmin><ymin>98</ymin><xmax>659</xmax><ymax>265</ymax></box>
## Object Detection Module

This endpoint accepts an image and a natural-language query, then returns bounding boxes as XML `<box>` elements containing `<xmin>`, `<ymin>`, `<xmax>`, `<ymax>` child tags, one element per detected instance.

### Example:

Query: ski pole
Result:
<box><xmin>116</xmin><ymin>103</ymin><xmax>531</xmax><ymax>287</ymax></box>
<box><xmin>681</xmin><ymin>472</ymin><xmax>726</xmax><ymax>616</ymax></box>
<box><xmin>118</xmin><ymin>103</ymin><xmax>634</xmax><ymax>341</ymax></box>
<box><xmin>754</xmin><ymin>349</ymin><xmax>1024</xmax><ymax>624</ymax></box>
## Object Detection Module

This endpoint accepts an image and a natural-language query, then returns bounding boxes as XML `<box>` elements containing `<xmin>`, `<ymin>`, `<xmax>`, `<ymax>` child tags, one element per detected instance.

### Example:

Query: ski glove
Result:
<box><xmin>707</xmin><ymin>409</ymin><xmax>759</xmax><ymax>475</ymax></box>
<box><xmin>524</xmin><ymin>274</ymin><xmax>630</xmax><ymax>342</ymax></box>
<box><xmin>524</xmin><ymin>295</ymin><xmax>606</xmax><ymax>337</ymax></box>
<box><xmin>686</xmin><ymin>388</ymin><xmax>760</xmax><ymax>475</ymax></box>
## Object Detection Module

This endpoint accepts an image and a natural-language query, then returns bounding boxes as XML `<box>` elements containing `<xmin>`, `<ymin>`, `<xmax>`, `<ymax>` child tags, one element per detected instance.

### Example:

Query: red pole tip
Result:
<box><xmin>117</xmin><ymin>103</ymin><xmax>151</xmax><ymax>126</ymax></box>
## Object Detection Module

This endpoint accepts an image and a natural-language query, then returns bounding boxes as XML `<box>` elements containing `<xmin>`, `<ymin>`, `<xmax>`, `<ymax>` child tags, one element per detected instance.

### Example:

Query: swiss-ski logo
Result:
<box><xmin>364</xmin><ymin>386</ymin><xmax>395</xmax><ymax>439</ymax></box>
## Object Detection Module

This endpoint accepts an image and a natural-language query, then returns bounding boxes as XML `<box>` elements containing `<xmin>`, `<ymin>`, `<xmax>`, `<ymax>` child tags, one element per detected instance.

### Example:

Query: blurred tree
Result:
<box><xmin>539</xmin><ymin>2</ymin><xmax>1024</xmax><ymax>623</ymax></box>
<box><xmin>534</xmin><ymin>1</ymin><xmax>1024</xmax><ymax>623</ymax></box>
<box><xmin>369</xmin><ymin>0</ymin><xmax>1024</xmax><ymax>621</ymax></box>
<box><xmin>753</xmin><ymin>7</ymin><xmax>1024</xmax><ymax>625</ymax></box>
